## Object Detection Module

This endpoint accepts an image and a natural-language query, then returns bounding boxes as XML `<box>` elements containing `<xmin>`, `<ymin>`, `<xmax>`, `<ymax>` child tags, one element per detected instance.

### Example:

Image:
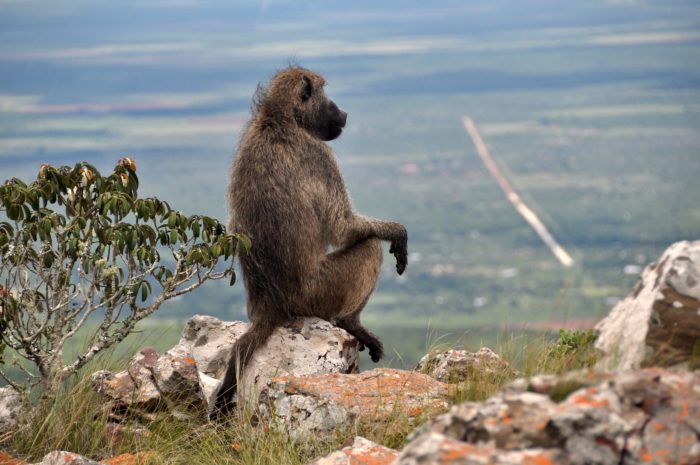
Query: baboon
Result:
<box><xmin>212</xmin><ymin>66</ymin><xmax>408</xmax><ymax>417</ymax></box>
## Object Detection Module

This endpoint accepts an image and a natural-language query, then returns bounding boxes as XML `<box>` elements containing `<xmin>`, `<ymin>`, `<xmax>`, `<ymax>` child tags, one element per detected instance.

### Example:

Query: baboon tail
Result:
<box><xmin>211</xmin><ymin>319</ymin><xmax>278</xmax><ymax>419</ymax></box>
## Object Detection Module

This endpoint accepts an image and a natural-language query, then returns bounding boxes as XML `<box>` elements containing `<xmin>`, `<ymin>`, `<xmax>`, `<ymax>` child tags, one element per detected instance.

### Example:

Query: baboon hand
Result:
<box><xmin>389</xmin><ymin>227</ymin><xmax>408</xmax><ymax>275</ymax></box>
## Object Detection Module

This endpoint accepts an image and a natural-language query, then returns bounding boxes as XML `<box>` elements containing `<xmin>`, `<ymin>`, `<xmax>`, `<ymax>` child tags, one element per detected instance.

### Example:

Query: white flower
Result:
<box><xmin>101</xmin><ymin>266</ymin><xmax>119</xmax><ymax>279</ymax></box>
<box><xmin>66</xmin><ymin>187</ymin><xmax>77</xmax><ymax>203</ymax></box>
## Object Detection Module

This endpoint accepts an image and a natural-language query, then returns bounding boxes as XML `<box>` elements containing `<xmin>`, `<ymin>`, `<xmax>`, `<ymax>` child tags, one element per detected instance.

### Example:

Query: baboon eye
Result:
<box><xmin>301</xmin><ymin>76</ymin><xmax>313</xmax><ymax>102</ymax></box>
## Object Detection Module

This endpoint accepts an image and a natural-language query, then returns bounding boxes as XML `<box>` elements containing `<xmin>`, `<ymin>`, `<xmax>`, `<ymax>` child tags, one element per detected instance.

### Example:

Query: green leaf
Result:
<box><xmin>127</xmin><ymin>229</ymin><xmax>136</xmax><ymax>251</ymax></box>
<box><xmin>140</xmin><ymin>281</ymin><xmax>150</xmax><ymax>302</ymax></box>
<box><xmin>237</xmin><ymin>233</ymin><xmax>252</xmax><ymax>254</ymax></box>
<box><xmin>229</xmin><ymin>271</ymin><xmax>236</xmax><ymax>286</ymax></box>
<box><xmin>43</xmin><ymin>219</ymin><xmax>52</xmax><ymax>237</ymax></box>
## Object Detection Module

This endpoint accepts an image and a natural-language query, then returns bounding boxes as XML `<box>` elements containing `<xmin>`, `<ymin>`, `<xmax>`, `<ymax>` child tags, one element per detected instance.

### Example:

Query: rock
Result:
<box><xmin>417</xmin><ymin>390</ymin><xmax>559</xmax><ymax>449</ymax></box>
<box><xmin>91</xmin><ymin>350</ymin><xmax>161</xmax><ymax>413</ymax></box>
<box><xmin>126</xmin><ymin>347</ymin><xmax>160</xmax><ymax>406</ymax></box>
<box><xmin>178</xmin><ymin>315</ymin><xmax>360</xmax><ymax>407</ymax></box>
<box><xmin>416</xmin><ymin>347</ymin><xmax>517</xmax><ymax>383</ymax></box>
<box><xmin>0</xmin><ymin>386</ymin><xmax>22</xmax><ymax>437</ymax></box>
<box><xmin>548</xmin><ymin>369</ymin><xmax>700</xmax><ymax>465</ymax></box>
<box><xmin>92</xmin><ymin>369</ymin><xmax>133</xmax><ymax>405</ymax></box>
<box><xmin>262</xmin><ymin>368</ymin><xmax>449</xmax><ymax>439</ymax></box>
<box><xmin>307</xmin><ymin>436</ymin><xmax>398</xmax><ymax>465</ymax></box>
<box><xmin>595</xmin><ymin>240</ymin><xmax>700</xmax><ymax>370</ymax></box>
<box><xmin>92</xmin><ymin>344</ymin><xmax>203</xmax><ymax>417</ymax></box>
<box><xmin>92</xmin><ymin>316</ymin><xmax>360</xmax><ymax>418</ymax></box>
<box><xmin>151</xmin><ymin>344</ymin><xmax>205</xmax><ymax>413</ymax></box>
<box><xmin>32</xmin><ymin>451</ymin><xmax>102</xmax><ymax>465</ymax></box>
<box><xmin>393</xmin><ymin>432</ymin><xmax>565</xmax><ymax>465</ymax></box>
<box><xmin>503</xmin><ymin>370</ymin><xmax>615</xmax><ymax>401</ymax></box>
<box><xmin>177</xmin><ymin>315</ymin><xmax>248</xmax><ymax>379</ymax></box>
<box><xmin>405</xmin><ymin>368</ymin><xmax>700</xmax><ymax>465</ymax></box>
<box><xmin>196</xmin><ymin>372</ymin><xmax>220</xmax><ymax>410</ymax></box>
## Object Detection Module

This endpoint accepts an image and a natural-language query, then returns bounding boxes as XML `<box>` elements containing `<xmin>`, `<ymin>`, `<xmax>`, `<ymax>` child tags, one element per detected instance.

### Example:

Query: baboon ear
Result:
<box><xmin>301</xmin><ymin>76</ymin><xmax>313</xmax><ymax>102</ymax></box>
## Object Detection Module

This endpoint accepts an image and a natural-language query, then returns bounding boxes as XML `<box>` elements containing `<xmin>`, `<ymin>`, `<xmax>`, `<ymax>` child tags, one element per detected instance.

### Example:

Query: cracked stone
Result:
<box><xmin>402</xmin><ymin>368</ymin><xmax>699</xmax><ymax>465</ymax></box>
<box><xmin>262</xmin><ymin>368</ymin><xmax>449</xmax><ymax>440</ymax></box>
<box><xmin>416</xmin><ymin>347</ymin><xmax>518</xmax><ymax>384</ymax></box>
<box><xmin>595</xmin><ymin>240</ymin><xmax>700</xmax><ymax>370</ymax></box>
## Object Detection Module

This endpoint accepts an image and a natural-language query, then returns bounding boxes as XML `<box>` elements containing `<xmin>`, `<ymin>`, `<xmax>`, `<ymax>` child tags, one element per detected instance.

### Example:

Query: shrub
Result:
<box><xmin>0</xmin><ymin>159</ymin><xmax>246</xmax><ymax>409</ymax></box>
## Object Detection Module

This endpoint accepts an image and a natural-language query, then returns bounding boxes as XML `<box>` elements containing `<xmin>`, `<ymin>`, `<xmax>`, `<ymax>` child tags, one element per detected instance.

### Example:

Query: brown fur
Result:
<box><xmin>212</xmin><ymin>66</ymin><xmax>407</xmax><ymax>417</ymax></box>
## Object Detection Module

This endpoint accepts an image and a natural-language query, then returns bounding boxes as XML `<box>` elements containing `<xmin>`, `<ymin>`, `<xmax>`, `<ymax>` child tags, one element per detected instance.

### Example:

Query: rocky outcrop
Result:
<box><xmin>92</xmin><ymin>315</ymin><xmax>360</xmax><ymax>418</ymax></box>
<box><xmin>91</xmin><ymin>344</ymin><xmax>204</xmax><ymax>419</ymax></box>
<box><xmin>0</xmin><ymin>386</ymin><xmax>21</xmax><ymax>439</ymax></box>
<box><xmin>595</xmin><ymin>240</ymin><xmax>700</xmax><ymax>370</ymax></box>
<box><xmin>177</xmin><ymin>315</ymin><xmax>360</xmax><ymax>408</ymax></box>
<box><xmin>308</xmin><ymin>436</ymin><xmax>398</xmax><ymax>465</ymax></box>
<box><xmin>261</xmin><ymin>368</ymin><xmax>450</xmax><ymax>440</ymax></box>
<box><xmin>91</xmin><ymin>347</ymin><xmax>162</xmax><ymax>416</ymax></box>
<box><xmin>393</xmin><ymin>433</ymin><xmax>564</xmax><ymax>465</ymax></box>
<box><xmin>416</xmin><ymin>347</ymin><xmax>517</xmax><ymax>383</ymax></box>
<box><xmin>398</xmin><ymin>368</ymin><xmax>699</xmax><ymax>465</ymax></box>
<box><xmin>151</xmin><ymin>344</ymin><xmax>204</xmax><ymax>413</ymax></box>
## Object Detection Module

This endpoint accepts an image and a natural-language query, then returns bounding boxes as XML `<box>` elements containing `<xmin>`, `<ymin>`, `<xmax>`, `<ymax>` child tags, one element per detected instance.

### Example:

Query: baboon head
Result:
<box><xmin>256</xmin><ymin>67</ymin><xmax>348</xmax><ymax>141</ymax></box>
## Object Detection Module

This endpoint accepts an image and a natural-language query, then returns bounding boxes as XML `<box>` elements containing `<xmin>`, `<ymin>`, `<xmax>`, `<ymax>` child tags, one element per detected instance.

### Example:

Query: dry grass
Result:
<box><xmin>2</xmin><ymin>331</ymin><xmax>599</xmax><ymax>464</ymax></box>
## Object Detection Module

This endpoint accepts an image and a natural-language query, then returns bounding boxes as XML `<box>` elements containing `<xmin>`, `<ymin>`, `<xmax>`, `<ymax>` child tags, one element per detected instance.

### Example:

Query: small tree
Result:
<box><xmin>0</xmin><ymin>159</ymin><xmax>247</xmax><ymax>408</ymax></box>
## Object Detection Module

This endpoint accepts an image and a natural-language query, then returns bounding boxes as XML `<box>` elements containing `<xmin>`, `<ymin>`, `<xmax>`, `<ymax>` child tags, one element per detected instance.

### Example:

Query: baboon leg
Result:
<box><xmin>306</xmin><ymin>237</ymin><xmax>384</xmax><ymax>361</ymax></box>
<box><xmin>315</xmin><ymin>237</ymin><xmax>382</xmax><ymax>316</ymax></box>
<box><xmin>336</xmin><ymin>314</ymin><xmax>384</xmax><ymax>362</ymax></box>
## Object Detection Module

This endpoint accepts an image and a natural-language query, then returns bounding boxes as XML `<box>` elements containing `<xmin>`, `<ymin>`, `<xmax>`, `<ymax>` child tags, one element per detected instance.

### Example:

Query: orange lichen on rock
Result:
<box><xmin>569</xmin><ymin>392</ymin><xmax>609</xmax><ymax>408</ymax></box>
<box><xmin>435</xmin><ymin>440</ymin><xmax>494</xmax><ymax>461</ymax></box>
<box><xmin>102</xmin><ymin>452</ymin><xmax>154</xmax><ymax>465</ymax></box>
<box><xmin>677</xmin><ymin>399</ymin><xmax>690</xmax><ymax>420</ymax></box>
<box><xmin>653</xmin><ymin>421</ymin><xmax>666</xmax><ymax>432</ymax></box>
<box><xmin>340</xmin><ymin>444</ymin><xmax>397</xmax><ymax>465</ymax></box>
<box><xmin>523</xmin><ymin>452</ymin><xmax>556</xmax><ymax>465</ymax></box>
<box><xmin>501</xmin><ymin>411</ymin><xmax>513</xmax><ymax>425</ymax></box>
<box><xmin>309</xmin><ymin>437</ymin><xmax>398</xmax><ymax>465</ymax></box>
<box><xmin>270</xmin><ymin>368</ymin><xmax>449</xmax><ymax>422</ymax></box>
<box><xmin>0</xmin><ymin>451</ymin><xmax>27</xmax><ymax>465</ymax></box>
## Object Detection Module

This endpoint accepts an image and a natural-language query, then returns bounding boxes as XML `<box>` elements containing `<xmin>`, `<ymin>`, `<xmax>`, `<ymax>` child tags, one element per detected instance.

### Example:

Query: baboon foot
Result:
<box><xmin>336</xmin><ymin>318</ymin><xmax>383</xmax><ymax>362</ymax></box>
<box><xmin>368</xmin><ymin>339</ymin><xmax>383</xmax><ymax>362</ymax></box>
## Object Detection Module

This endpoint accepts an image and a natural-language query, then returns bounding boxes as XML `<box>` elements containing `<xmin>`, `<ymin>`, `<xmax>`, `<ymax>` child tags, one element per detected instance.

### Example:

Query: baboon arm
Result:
<box><xmin>337</xmin><ymin>214</ymin><xmax>408</xmax><ymax>275</ymax></box>
<box><xmin>334</xmin><ymin>214</ymin><xmax>401</xmax><ymax>245</ymax></box>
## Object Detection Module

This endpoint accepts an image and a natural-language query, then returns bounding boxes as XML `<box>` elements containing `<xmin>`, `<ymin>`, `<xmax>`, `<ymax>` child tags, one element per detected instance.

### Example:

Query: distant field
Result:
<box><xmin>1</xmin><ymin>1</ymin><xmax>699</xmax><ymax>370</ymax></box>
